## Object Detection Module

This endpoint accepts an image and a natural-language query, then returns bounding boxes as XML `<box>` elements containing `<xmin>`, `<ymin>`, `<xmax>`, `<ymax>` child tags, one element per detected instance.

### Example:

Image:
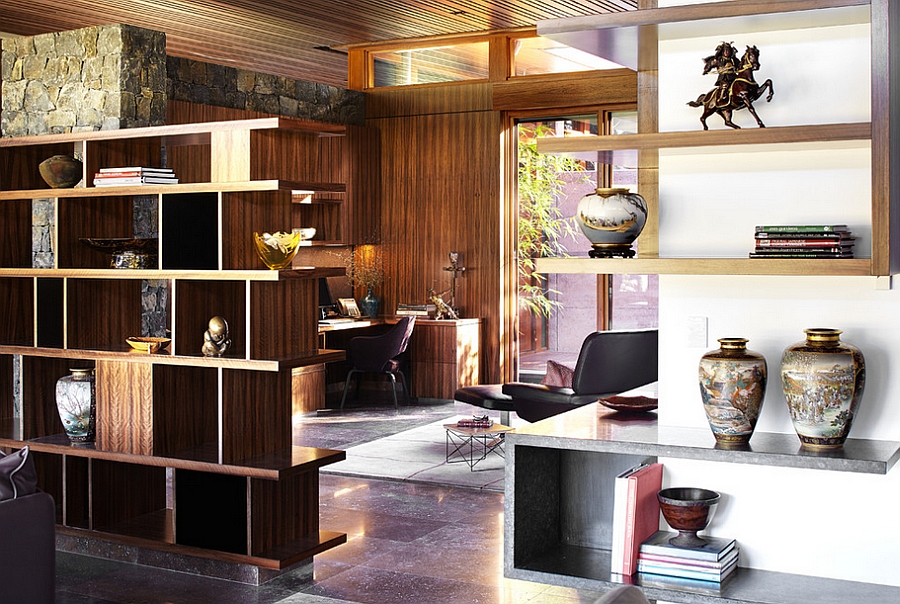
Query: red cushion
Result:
<box><xmin>541</xmin><ymin>360</ymin><xmax>574</xmax><ymax>388</ymax></box>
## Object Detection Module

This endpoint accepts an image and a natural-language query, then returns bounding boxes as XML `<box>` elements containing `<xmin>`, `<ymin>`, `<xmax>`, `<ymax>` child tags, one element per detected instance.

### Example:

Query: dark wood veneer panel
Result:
<box><xmin>221</xmin><ymin>369</ymin><xmax>290</xmax><ymax>462</ymax></box>
<box><xmin>250</xmin><ymin>471</ymin><xmax>318</xmax><ymax>556</ymax></box>
<box><xmin>67</xmin><ymin>280</ymin><xmax>142</xmax><ymax>349</ymax></box>
<box><xmin>21</xmin><ymin>356</ymin><xmax>78</xmax><ymax>440</ymax></box>
<box><xmin>64</xmin><ymin>455</ymin><xmax>89</xmax><ymax>529</ymax></box>
<box><xmin>0</xmin><ymin>143</ymin><xmax>76</xmax><ymax>191</ymax></box>
<box><xmin>250</xmin><ymin>279</ymin><xmax>318</xmax><ymax>359</ymax></box>
<box><xmin>162</xmin><ymin>192</ymin><xmax>219</xmax><ymax>270</ymax></box>
<box><xmin>0</xmin><ymin>278</ymin><xmax>33</xmax><ymax>346</ymax></box>
<box><xmin>84</xmin><ymin>137</ymin><xmax>163</xmax><ymax>180</ymax></box>
<box><xmin>174</xmin><ymin>280</ymin><xmax>246</xmax><ymax>357</ymax></box>
<box><xmin>91</xmin><ymin>460</ymin><xmax>166</xmax><ymax>532</ymax></box>
<box><xmin>152</xmin><ymin>365</ymin><xmax>218</xmax><ymax>456</ymax></box>
<box><xmin>221</xmin><ymin>190</ymin><xmax>293</xmax><ymax>270</ymax></box>
<box><xmin>57</xmin><ymin>197</ymin><xmax>136</xmax><ymax>269</ymax></box>
<box><xmin>0</xmin><ymin>199</ymin><xmax>34</xmax><ymax>267</ymax></box>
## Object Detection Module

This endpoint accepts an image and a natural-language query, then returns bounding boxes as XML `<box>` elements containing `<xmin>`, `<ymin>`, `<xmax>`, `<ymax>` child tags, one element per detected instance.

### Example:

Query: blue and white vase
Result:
<box><xmin>55</xmin><ymin>368</ymin><xmax>96</xmax><ymax>442</ymax></box>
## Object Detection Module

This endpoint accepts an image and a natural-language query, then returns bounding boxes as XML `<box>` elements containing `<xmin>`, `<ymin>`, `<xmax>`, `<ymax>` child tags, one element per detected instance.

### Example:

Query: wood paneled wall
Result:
<box><xmin>367</xmin><ymin>83</ymin><xmax>505</xmax><ymax>383</ymax></box>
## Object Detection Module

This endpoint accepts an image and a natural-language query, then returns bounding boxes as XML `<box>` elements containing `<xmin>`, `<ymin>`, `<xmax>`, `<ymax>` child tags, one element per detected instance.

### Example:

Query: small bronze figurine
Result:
<box><xmin>687</xmin><ymin>43</ymin><xmax>774</xmax><ymax>130</ymax></box>
<box><xmin>428</xmin><ymin>287</ymin><xmax>458</xmax><ymax>321</ymax></box>
<box><xmin>442</xmin><ymin>252</ymin><xmax>466</xmax><ymax>310</ymax></box>
<box><xmin>202</xmin><ymin>316</ymin><xmax>231</xmax><ymax>356</ymax></box>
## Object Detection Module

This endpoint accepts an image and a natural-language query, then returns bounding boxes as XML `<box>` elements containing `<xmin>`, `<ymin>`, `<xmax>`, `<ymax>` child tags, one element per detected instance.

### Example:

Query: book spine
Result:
<box><xmin>638</xmin><ymin>550</ymin><xmax>738</xmax><ymax>570</ymax></box>
<box><xmin>637</xmin><ymin>561</ymin><xmax>734</xmax><ymax>582</ymax></box>
<box><xmin>621</xmin><ymin>475</ymin><xmax>640</xmax><ymax>575</ymax></box>
<box><xmin>754</xmin><ymin>225</ymin><xmax>847</xmax><ymax>233</ymax></box>
<box><xmin>395</xmin><ymin>309</ymin><xmax>431</xmax><ymax>316</ymax></box>
<box><xmin>749</xmin><ymin>252</ymin><xmax>854</xmax><ymax>258</ymax></box>
<box><xmin>755</xmin><ymin>239</ymin><xmax>853</xmax><ymax>248</ymax></box>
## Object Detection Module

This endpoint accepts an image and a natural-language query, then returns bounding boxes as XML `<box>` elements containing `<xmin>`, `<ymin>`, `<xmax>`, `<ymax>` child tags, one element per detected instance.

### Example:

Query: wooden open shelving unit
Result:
<box><xmin>0</xmin><ymin>117</ymin><xmax>365</xmax><ymax>573</ymax></box>
<box><xmin>536</xmin><ymin>0</ymin><xmax>898</xmax><ymax>278</ymax></box>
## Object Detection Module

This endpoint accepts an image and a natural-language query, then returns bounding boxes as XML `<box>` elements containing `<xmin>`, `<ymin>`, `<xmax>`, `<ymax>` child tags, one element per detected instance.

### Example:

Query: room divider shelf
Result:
<box><xmin>0</xmin><ymin>116</ymin><xmax>363</xmax><ymax>577</ymax></box>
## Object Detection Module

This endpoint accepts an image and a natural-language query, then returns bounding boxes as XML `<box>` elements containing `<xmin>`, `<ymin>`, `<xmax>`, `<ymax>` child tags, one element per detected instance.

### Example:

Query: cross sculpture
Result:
<box><xmin>442</xmin><ymin>252</ymin><xmax>466</xmax><ymax>311</ymax></box>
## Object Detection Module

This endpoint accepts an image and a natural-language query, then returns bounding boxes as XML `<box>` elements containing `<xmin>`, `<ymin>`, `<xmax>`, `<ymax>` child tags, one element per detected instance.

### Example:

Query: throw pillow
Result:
<box><xmin>0</xmin><ymin>446</ymin><xmax>38</xmax><ymax>501</ymax></box>
<box><xmin>541</xmin><ymin>359</ymin><xmax>575</xmax><ymax>388</ymax></box>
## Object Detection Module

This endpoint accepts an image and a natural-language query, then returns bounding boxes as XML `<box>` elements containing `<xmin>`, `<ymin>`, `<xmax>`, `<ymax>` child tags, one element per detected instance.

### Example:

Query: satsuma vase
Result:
<box><xmin>575</xmin><ymin>187</ymin><xmax>647</xmax><ymax>258</ymax></box>
<box><xmin>55</xmin><ymin>368</ymin><xmax>96</xmax><ymax>442</ymax></box>
<box><xmin>699</xmin><ymin>338</ymin><xmax>767</xmax><ymax>446</ymax></box>
<box><xmin>780</xmin><ymin>328</ymin><xmax>865</xmax><ymax>449</ymax></box>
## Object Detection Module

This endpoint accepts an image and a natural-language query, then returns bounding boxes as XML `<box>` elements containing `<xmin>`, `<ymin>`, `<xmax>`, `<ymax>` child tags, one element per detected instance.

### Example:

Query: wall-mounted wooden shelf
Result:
<box><xmin>534</xmin><ymin>257</ymin><xmax>874</xmax><ymax>276</ymax></box>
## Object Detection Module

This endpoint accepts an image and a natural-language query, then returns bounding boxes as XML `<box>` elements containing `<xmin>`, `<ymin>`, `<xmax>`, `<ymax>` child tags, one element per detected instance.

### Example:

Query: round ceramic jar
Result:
<box><xmin>780</xmin><ymin>328</ymin><xmax>865</xmax><ymax>449</ymax></box>
<box><xmin>575</xmin><ymin>187</ymin><xmax>648</xmax><ymax>258</ymax></box>
<box><xmin>698</xmin><ymin>338</ymin><xmax>767</xmax><ymax>446</ymax></box>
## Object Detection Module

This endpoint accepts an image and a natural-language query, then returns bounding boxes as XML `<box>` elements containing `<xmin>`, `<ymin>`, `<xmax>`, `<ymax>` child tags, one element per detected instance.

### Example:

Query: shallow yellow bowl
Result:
<box><xmin>253</xmin><ymin>231</ymin><xmax>302</xmax><ymax>270</ymax></box>
<box><xmin>126</xmin><ymin>336</ymin><xmax>172</xmax><ymax>353</ymax></box>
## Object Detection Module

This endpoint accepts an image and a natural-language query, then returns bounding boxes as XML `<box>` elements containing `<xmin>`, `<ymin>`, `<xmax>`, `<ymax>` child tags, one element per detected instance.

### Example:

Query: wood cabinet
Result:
<box><xmin>408</xmin><ymin>319</ymin><xmax>481</xmax><ymax>399</ymax></box>
<box><xmin>535</xmin><ymin>0</ymin><xmax>898</xmax><ymax>277</ymax></box>
<box><xmin>0</xmin><ymin>117</ymin><xmax>364</xmax><ymax>577</ymax></box>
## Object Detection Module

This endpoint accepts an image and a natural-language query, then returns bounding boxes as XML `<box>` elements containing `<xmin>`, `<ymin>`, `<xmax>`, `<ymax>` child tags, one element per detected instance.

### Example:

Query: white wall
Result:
<box><xmin>654</xmin><ymin>1</ymin><xmax>900</xmax><ymax>587</ymax></box>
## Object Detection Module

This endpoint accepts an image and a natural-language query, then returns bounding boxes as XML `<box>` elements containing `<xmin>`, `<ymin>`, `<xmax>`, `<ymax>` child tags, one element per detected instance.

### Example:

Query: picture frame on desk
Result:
<box><xmin>338</xmin><ymin>298</ymin><xmax>361</xmax><ymax>318</ymax></box>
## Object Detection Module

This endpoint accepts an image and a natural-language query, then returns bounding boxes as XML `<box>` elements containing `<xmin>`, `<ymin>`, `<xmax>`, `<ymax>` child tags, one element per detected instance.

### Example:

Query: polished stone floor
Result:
<box><xmin>53</xmin><ymin>400</ymin><xmax>612</xmax><ymax>604</ymax></box>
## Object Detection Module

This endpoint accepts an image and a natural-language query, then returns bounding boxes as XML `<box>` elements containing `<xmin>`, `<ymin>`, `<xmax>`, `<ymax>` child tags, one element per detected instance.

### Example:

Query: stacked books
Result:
<box><xmin>456</xmin><ymin>415</ymin><xmax>493</xmax><ymax>428</ymax></box>
<box><xmin>750</xmin><ymin>224</ymin><xmax>855</xmax><ymax>258</ymax></box>
<box><xmin>396</xmin><ymin>303</ymin><xmax>437</xmax><ymax>317</ymax></box>
<box><xmin>610</xmin><ymin>462</ymin><xmax>664</xmax><ymax>576</ymax></box>
<box><xmin>638</xmin><ymin>530</ymin><xmax>739</xmax><ymax>583</ymax></box>
<box><xmin>94</xmin><ymin>167</ymin><xmax>178</xmax><ymax>186</ymax></box>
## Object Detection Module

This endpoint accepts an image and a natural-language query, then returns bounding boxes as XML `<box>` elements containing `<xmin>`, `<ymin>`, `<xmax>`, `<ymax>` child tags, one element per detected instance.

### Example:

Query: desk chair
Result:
<box><xmin>340</xmin><ymin>316</ymin><xmax>416</xmax><ymax>410</ymax></box>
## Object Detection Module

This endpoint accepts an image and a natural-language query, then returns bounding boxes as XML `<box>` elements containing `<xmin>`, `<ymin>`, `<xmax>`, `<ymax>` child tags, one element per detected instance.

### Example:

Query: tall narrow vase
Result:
<box><xmin>55</xmin><ymin>368</ymin><xmax>96</xmax><ymax>442</ymax></box>
<box><xmin>781</xmin><ymin>328</ymin><xmax>865</xmax><ymax>449</ymax></box>
<box><xmin>698</xmin><ymin>338</ymin><xmax>767</xmax><ymax>446</ymax></box>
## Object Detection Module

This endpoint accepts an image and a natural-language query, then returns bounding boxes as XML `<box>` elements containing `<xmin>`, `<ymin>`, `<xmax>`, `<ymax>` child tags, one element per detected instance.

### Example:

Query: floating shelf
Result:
<box><xmin>0</xmin><ymin>267</ymin><xmax>345</xmax><ymax>280</ymax></box>
<box><xmin>533</xmin><ymin>257</ymin><xmax>874</xmax><ymax>277</ymax></box>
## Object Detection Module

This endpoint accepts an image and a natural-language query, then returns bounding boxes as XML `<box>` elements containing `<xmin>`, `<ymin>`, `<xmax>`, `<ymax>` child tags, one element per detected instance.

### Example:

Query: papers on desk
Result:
<box><xmin>319</xmin><ymin>318</ymin><xmax>357</xmax><ymax>325</ymax></box>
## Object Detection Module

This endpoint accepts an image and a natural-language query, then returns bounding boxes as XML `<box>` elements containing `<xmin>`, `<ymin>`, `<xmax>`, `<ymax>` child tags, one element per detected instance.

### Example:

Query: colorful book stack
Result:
<box><xmin>638</xmin><ymin>530</ymin><xmax>739</xmax><ymax>583</ymax></box>
<box><xmin>94</xmin><ymin>167</ymin><xmax>178</xmax><ymax>186</ymax></box>
<box><xmin>750</xmin><ymin>224</ymin><xmax>854</xmax><ymax>258</ymax></box>
<box><xmin>610</xmin><ymin>462</ymin><xmax>664</xmax><ymax>576</ymax></box>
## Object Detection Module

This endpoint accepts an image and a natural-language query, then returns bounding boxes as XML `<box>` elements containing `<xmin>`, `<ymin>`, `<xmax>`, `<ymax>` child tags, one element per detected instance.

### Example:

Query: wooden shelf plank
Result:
<box><xmin>0</xmin><ymin>179</ymin><xmax>346</xmax><ymax>201</ymax></box>
<box><xmin>0</xmin><ymin>428</ymin><xmax>346</xmax><ymax>479</ymax></box>
<box><xmin>0</xmin><ymin>117</ymin><xmax>345</xmax><ymax>148</ymax></box>
<box><xmin>0</xmin><ymin>267</ymin><xmax>345</xmax><ymax>280</ymax></box>
<box><xmin>57</xmin><ymin>523</ymin><xmax>346</xmax><ymax>570</ymax></box>
<box><xmin>0</xmin><ymin>345</ymin><xmax>346</xmax><ymax>371</ymax></box>
<box><xmin>533</xmin><ymin>257</ymin><xmax>874</xmax><ymax>276</ymax></box>
<box><xmin>536</xmin><ymin>123</ymin><xmax>871</xmax><ymax>156</ymax></box>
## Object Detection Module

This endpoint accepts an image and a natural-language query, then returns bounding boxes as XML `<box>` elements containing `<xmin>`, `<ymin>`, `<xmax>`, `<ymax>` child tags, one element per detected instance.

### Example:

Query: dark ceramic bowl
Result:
<box><xmin>658</xmin><ymin>487</ymin><xmax>720</xmax><ymax>548</ymax></box>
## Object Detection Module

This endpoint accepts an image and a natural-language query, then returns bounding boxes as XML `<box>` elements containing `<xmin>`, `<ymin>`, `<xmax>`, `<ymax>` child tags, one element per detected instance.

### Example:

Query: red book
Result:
<box><xmin>611</xmin><ymin>462</ymin><xmax>663</xmax><ymax>575</ymax></box>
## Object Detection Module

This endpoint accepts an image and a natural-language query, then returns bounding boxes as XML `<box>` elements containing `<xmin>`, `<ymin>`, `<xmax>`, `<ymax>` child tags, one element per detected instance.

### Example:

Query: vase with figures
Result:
<box><xmin>781</xmin><ymin>328</ymin><xmax>865</xmax><ymax>449</ymax></box>
<box><xmin>55</xmin><ymin>368</ymin><xmax>96</xmax><ymax>442</ymax></box>
<box><xmin>698</xmin><ymin>338</ymin><xmax>767</xmax><ymax>446</ymax></box>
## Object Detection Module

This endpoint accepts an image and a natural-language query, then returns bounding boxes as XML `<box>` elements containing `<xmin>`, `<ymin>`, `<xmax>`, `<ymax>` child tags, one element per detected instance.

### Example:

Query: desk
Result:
<box><xmin>407</xmin><ymin>318</ymin><xmax>480</xmax><ymax>399</ymax></box>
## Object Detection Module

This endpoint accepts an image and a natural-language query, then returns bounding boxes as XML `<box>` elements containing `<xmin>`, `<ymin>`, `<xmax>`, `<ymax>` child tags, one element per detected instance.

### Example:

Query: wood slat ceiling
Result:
<box><xmin>0</xmin><ymin>0</ymin><xmax>636</xmax><ymax>88</ymax></box>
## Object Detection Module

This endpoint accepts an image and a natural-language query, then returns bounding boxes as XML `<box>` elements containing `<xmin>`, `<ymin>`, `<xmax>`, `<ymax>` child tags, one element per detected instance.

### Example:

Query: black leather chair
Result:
<box><xmin>503</xmin><ymin>329</ymin><xmax>658</xmax><ymax>422</ymax></box>
<box><xmin>0</xmin><ymin>491</ymin><xmax>56</xmax><ymax>603</ymax></box>
<box><xmin>340</xmin><ymin>316</ymin><xmax>416</xmax><ymax>410</ymax></box>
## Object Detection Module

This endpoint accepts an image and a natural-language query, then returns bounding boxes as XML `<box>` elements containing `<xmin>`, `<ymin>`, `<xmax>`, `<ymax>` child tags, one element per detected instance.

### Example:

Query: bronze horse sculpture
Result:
<box><xmin>688</xmin><ymin>45</ymin><xmax>774</xmax><ymax>130</ymax></box>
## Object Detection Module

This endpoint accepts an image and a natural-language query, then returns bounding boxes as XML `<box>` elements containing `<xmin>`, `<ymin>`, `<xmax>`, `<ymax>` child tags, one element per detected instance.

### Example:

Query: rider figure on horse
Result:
<box><xmin>703</xmin><ymin>41</ymin><xmax>740</xmax><ymax>106</ymax></box>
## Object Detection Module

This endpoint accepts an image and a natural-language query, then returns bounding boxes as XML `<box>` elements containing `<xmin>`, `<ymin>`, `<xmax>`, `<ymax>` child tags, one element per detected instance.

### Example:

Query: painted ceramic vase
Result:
<box><xmin>699</xmin><ymin>338</ymin><xmax>767</xmax><ymax>446</ymax></box>
<box><xmin>780</xmin><ymin>328</ymin><xmax>865</xmax><ymax>449</ymax></box>
<box><xmin>39</xmin><ymin>154</ymin><xmax>83</xmax><ymax>188</ymax></box>
<box><xmin>55</xmin><ymin>368</ymin><xmax>96</xmax><ymax>442</ymax></box>
<box><xmin>575</xmin><ymin>187</ymin><xmax>647</xmax><ymax>258</ymax></box>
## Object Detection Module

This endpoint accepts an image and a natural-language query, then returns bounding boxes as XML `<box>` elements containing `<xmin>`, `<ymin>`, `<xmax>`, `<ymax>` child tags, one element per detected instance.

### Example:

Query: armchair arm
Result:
<box><xmin>502</xmin><ymin>382</ymin><xmax>607</xmax><ymax>407</ymax></box>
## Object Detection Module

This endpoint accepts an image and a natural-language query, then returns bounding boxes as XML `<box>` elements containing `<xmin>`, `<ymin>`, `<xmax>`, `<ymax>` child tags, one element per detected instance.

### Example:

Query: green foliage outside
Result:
<box><xmin>517</xmin><ymin>124</ymin><xmax>589</xmax><ymax>317</ymax></box>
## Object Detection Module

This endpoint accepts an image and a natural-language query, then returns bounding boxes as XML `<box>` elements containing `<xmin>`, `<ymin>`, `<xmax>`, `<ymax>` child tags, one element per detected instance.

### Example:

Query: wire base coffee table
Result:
<box><xmin>444</xmin><ymin>423</ymin><xmax>513</xmax><ymax>471</ymax></box>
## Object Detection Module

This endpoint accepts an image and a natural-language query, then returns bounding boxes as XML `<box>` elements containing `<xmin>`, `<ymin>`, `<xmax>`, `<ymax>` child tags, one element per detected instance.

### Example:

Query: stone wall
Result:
<box><xmin>166</xmin><ymin>57</ymin><xmax>364</xmax><ymax>125</ymax></box>
<box><xmin>1</xmin><ymin>24</ymin><xmax>167</xmax><ymax>136</ymax></box>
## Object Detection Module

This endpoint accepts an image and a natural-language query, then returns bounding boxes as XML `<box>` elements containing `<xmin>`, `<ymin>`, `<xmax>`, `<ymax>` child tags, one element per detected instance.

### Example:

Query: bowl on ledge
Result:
<box><xmin>657</xmin><ymin>487</ymin><xmax>721</xmax><ymax>549</ymax></box>
<box><xmin>79</xmin><ymin>238</ymin><xmax>158</xmax><ymax>269</ymax></box>
<box><xmin>253</xmin><ymin>231</ymin><xmax>302</xmax><ymax>270</ymax></box>
<box><xmin>126</xmin><ymin>336</ymin><xmax>172</xmax><ymax>354</ymax></box>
